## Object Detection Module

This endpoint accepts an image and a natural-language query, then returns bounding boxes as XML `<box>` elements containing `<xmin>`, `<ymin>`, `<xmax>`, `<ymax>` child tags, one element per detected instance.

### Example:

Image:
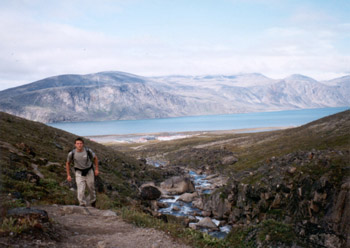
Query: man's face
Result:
<box><xmin>75</xmin><ymin>140</ymin><xmax>84</xmax><ymax>151</ymax></box>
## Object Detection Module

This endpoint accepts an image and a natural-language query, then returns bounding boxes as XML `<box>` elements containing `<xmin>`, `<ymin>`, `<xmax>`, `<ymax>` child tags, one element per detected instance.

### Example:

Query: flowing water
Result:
<box><xmin>158</xmin><ymin>170</ymin><xmax>232</xmax><ymax>238</ymax></box>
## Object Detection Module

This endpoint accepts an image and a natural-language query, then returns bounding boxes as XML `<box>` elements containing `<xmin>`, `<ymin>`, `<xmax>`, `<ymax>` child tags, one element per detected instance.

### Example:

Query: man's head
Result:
<box><xmin>75</xmin><ymin>137</ymin><xmax>84</xmax><ymax>151</ymax></box>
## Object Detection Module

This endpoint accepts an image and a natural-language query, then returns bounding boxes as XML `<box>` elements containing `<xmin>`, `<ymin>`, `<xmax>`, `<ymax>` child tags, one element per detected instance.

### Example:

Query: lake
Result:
<box><xmin>48</xmin><ymin>107</ymin><xmax>349</xmax><ymax>136</ymax></box>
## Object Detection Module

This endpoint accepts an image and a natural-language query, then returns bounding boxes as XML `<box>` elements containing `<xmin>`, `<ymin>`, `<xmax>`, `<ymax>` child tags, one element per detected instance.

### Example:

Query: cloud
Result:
<box><xmin>0</xmin><ymin>1</ymin><xmax>349</xmax><ymax>90</ymax></box>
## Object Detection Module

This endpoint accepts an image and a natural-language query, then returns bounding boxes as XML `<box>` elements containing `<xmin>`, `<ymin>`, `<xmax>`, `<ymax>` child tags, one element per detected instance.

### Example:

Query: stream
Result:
<box><xmin>157</xmin><ymin>170</ymin><xmax>232</xmax><ymax>239</ymax></box>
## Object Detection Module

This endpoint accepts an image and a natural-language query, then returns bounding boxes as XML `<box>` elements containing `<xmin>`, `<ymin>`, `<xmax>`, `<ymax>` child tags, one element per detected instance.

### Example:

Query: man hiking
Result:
<box><xmin>66</xmin><ymin>137</ymin><xmax>99</xmax><ymax>207</ymax></box>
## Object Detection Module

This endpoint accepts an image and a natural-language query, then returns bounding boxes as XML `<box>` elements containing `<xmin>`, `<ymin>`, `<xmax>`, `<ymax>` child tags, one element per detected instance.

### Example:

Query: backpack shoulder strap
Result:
<box><xmin>70</xmin><ymin>148</ymin><xmax>76</xmax><ymax>163</ymax></box>
<box><xmin>85</xmin><ymin>147</ymin><xmax>94</xmax><ymax>162</ymax></box>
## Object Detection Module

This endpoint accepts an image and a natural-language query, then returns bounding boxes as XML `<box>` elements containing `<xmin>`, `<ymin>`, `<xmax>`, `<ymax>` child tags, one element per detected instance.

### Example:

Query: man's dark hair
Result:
<box><xmin>75</xmin><ymin>137</ymin><xmax>85</xmax><ymax>144</ymax></box>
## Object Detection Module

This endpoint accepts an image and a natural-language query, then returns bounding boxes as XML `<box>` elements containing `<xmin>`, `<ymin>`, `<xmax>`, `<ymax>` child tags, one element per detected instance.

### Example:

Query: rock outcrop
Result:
<box><xmin>193</xmin><ymin>149</ymin><xmax>350</xmax><ymax>247</ymax></box>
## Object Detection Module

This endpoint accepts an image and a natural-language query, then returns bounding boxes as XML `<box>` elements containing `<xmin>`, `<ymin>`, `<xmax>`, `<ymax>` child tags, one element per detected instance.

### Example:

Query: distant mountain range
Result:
<box><xmin>0</xmin><ymin>71</ymin><xmax>349</xmax><ymax>123</ymax></box>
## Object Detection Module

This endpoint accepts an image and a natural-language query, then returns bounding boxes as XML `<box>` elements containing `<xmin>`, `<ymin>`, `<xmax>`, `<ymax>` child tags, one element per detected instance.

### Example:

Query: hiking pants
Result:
<box><xmin>75</xmin><ymin>169</ymin><xmax>96</xmax><ymax>206</ymax></box>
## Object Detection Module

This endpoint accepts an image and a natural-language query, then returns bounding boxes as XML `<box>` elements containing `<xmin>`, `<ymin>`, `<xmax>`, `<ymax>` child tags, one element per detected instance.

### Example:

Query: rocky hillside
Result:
<box><xmin>0</xmin><ymin>71</ymin><xmax>348</xmax><ymax>123</ymax></box>
<box><xmin>0</xmin><ymin>111</ymin><xmax>171</xmax><ymax>210</ymax></box>
<box><xmin>120</xmin><ymin>110</ymin><xmax>350</xmax><ymax>247</ymax></box>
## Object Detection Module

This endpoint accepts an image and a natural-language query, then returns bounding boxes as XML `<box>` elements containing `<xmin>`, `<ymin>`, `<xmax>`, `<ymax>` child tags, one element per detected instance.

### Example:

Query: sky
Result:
<box><xmin>0</xmin><ymin>0</ymin><xmax>349</xmax><ymax>90</ymax></box>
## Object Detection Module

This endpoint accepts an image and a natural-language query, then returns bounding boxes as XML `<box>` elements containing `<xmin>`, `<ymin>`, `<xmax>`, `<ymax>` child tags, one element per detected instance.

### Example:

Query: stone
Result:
<box><xmin>192</xmin><ymin>198</ymin><xmax>204</xmax><ymax>210</ymax></box>
<box><xmin>141</xmin><ymin>185</ymin><xmax>161</xmax><ymax>200</ymax></box>
<box><xmin>53</xmin><ymin>142</ymin><xmax>63</xmax><ymax>150</ymax></box>
<box><xmin>160</xmin><ymin>195</ymin><xmax>175</xmax><ymax>200</ymax></box>
<box><xmin>160</xmin><ymin>176</ymin><xmax>195</xmax><ymax>194</ymax></box>
<box><xmin>150</xmin><ymin>200</ymin><xmax>159</xmax><ymax>211</ymax></box>
<box><xmin>324</xmin><ymin>234</ymin><xmax>341</xmax><ymax>248</ymax></box>
<box><xmin>270</xmin><ymin>193</ymin><xmax>281</xmax><ymax>209</ymax></box>
<box><xmin>288</xmin><ymin>166</ymin><xmax>297</xmax><ymax>174</ymax></box>
<box><xmin>201</xmin><ymin>211</ymin><xmax>211</xmax><ymax>217</ymax></box>
<box><xmin>309</xmin><ymin>201</ymin><xmax>319</xmax><ymax>213</ymax></box>
<box><xmin>97</xmin><ymin>241</ymin><xmax>106</xmax><ymax>248</ymax></box>
<box><xmin>172</xmin><ymin>206</ymin><xmax>180</xmax><ymax>211</ymax></box>
<box><xmin>16</xmin><ymin>142</ymin><xmax>36</xmax><ymax>157</ymax></box>
<box><xmin>196</xmin><ymin>217</ymin><xmax>219</xmax><ymax>231</ymax></box>
<box><xmin>101</xmin><ymin>210</ymin><xmax>117</xmax><ymax>217</ymax></box>
<box><xmin>157</xmin><ymin>202</ymin><xmax>168</xmax><ymax>208</ymax></box>
<box><xmin>189</xmin><ymin>223</ymin><xmax>197</xmax><ymax>230</ymax></box>
<box><xmin>177</xmin><ymin>192</ymin><xmax>198</xmax><ymax>203</ymax></box>
<box><xmin>221</xmin><ymin>155</ymin><xmax>238</xmax><ymax>165</ymax></box>
<box><xmin>31</xmin><ymin>163</ymin><xmax>44</xmax><ymax>179</ymax></box>
<box><xmin>7</xmin><ymin>207</ymin><xmax>49</xmax><ymax>223</ymax></box>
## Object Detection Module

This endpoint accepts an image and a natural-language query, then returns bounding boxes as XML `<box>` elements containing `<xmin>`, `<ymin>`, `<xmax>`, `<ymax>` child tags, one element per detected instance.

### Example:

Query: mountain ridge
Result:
<box><xmin>0</xmin><ymin>71</ymin><xmax>349</xmax><ymax>123</ymax></box>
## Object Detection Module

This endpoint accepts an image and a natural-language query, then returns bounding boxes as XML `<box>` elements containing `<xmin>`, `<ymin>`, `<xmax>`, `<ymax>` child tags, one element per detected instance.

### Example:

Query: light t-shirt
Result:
<box><xmin>67</xmin><ymin>148</ymin><xmax>95</xmax><ymax>170</ymax></box>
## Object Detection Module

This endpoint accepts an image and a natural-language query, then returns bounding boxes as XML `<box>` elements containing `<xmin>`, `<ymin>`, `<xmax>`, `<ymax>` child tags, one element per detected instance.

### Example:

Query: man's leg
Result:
<box><xmin>75</xmin><ymin>170</ymin><xmax>87</xmax><ymax>206</ymax></box>
<box><xmin>86</xmin><ymin>169</ymin><xmax>96</xmax><ymax>206</ymax></box>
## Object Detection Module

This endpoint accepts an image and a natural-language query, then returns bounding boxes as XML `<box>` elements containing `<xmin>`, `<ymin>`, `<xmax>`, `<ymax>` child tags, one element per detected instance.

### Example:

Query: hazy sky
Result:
<box><xmin>0</xmin><ymin>0</ymin><xmax>349</xmax><ymax>90</ymax></box>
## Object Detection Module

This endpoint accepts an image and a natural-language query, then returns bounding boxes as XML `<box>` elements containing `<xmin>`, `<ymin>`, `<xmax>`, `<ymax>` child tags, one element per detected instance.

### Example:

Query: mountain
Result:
<box><xmin>0</xmin><ymin>71</ymin><xmax>349</xmax><ymax>123</ymax></box>
<box><xmin>0</xmin><ymin>72</ymin><xmax>223</xmax><ymax>123</ymax></box>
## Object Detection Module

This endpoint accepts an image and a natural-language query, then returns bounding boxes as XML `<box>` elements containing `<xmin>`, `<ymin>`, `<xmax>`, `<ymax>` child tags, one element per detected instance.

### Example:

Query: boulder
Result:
<box><xmin>7</xmin><ymin>207</ymin><xmax>49</xmax><ymax>223</ymax></box>
<box><xmin>31</xmin><ymin>163</ymin><xmax>44</xmax><ymax>179</ymax></box>
<box><xmin>189</xmin><ymin>223</ymin><xmax>197</xmax><ymax>230</ymax></box>
<box><xmin>172</xmin><ymin>206</ymin><xmax>180</xmax><ymax>211</ymax></box>
<box><xmin>177</xmin><ymin>192</ymin><xmax>198</xmax><ymax>203</ymax></box>
<box><xmin>196</xmin><ymin>217</ymin><xmax>219</xmax><ymax>231</ymax></box>
<box><xmin>160</xmin><ymin>176</ymin><xmax>195</xmax><ymax>194</ymax></box>
<box><xmin>157</xmin><ymin>202</ymin><xmax>168</xmax><ymax>208</ymax></box>
<box><xmin>221</xmin><ymin>155</ymin><xmax>238</xmax><ymax>165</ymax></box>
<box><xmin>101</xmin><ymin>210</ymin><xmax>117</xmax><ymax>217</ymax></box>
<box><xmin>13</xmin><ymin>170</ymin><xmax>40</xmax><ymax>185</ymax></box>
<box><xmin>141</xmin><ymin>185</ymin><xmax>161</xmax><ymax>200</ymax></box>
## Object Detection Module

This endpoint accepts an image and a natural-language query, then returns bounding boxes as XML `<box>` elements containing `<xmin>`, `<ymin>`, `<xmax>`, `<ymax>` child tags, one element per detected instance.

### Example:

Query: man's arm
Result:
<box><xmin>94</xmin><ymin>155</ymin><xmax>99</xmax><ymax>176</ymax></box>
<box><xmin>66</xmin><ymin>161</ymin><xmax>72</xmax><ymax>181</ymax></box>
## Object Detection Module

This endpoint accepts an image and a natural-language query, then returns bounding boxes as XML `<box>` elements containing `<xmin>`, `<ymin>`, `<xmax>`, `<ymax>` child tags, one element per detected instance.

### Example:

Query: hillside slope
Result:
<box><xmin>0</xmin><ymin>111</ymin><xmax>166</xmax><ymax>210</ymax></box>
<box><xmin>118</xmin><ymin>110</ymin><xmax>350</xmax><ymax>247</ymax></box>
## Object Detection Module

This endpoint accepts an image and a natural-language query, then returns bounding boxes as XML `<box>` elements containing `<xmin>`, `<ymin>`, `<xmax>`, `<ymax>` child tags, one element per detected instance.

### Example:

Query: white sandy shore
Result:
<box><xmin>86</xmin><ymin>126</ymin><xmax>294</xmax><ymax>144</ymax></box>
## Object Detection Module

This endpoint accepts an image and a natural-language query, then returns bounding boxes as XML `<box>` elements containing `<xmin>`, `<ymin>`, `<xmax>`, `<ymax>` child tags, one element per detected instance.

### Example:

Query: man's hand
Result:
<box><xmin>94</xmin><ymin>169</ymin><xmax>99</xmax><ymax>177</ymax></box>
<box><xmin>67</xmin><ymin>175</ymin><xmax>72</xmax><ymax>182</ymax></box>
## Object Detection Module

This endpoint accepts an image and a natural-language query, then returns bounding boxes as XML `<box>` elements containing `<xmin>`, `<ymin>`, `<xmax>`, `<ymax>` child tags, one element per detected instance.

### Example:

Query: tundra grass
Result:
<box><xmin>118</xmin><ymin>206</ymin><xmax>231</xmax><ymax>248</ymax></box>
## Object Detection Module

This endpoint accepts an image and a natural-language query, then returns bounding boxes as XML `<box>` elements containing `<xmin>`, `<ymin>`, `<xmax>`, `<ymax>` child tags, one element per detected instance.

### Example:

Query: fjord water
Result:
<box><xmin>48</xmin><ymin>107</ymin><xmax>348</xmax><ymax>136</ymax></box>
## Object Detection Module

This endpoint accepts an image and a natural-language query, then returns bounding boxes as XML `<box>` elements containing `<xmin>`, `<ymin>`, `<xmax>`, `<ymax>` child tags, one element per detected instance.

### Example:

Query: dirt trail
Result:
<box><xmin>7</xmin><ymin>205</ymin><xmax>191</xmax><ymax>248</ymax></box>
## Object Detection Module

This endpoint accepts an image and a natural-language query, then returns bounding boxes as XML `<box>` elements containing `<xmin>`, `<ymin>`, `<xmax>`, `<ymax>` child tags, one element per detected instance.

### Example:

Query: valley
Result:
<box><xmin>0</xmin><ymin>110</ymin><xmax>349</xmax><ymax>247</ymax></box>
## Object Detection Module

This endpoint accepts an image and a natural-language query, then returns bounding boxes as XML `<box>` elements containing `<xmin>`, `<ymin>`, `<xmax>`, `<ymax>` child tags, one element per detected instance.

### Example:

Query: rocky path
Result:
<box><xmin>3</xmin><ymin>205</ymin><xmax>191</xmax><ymax>248</ymax></box>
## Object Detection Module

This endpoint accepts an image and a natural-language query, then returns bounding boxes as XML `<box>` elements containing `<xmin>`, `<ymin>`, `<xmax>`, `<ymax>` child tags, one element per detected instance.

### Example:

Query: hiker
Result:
<box><xmin>66</xmin><ymin>137</ymin><xmax>99</xmax><ymax>207</ymax></box>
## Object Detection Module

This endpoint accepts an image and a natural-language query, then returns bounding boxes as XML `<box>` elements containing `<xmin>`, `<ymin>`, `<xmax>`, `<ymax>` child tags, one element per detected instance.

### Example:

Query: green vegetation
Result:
<box><xmin>257</xmin><ymin>220</ymin><xmax>296</xmax><ymax>246</ymax></box>
<box><xmin>225</xmin><ymin>220</ymin><xmax>297</xmax><ymax>247</ymax></box>
<box><xmin>225</xmin><ymin>225</ymin><xmax>256</xmax><ymax>248</ymax></box>
<box><xmin>119</xmin><ymin>206</ymin><xmax>231</xmax><ymax>248</ymax></box>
